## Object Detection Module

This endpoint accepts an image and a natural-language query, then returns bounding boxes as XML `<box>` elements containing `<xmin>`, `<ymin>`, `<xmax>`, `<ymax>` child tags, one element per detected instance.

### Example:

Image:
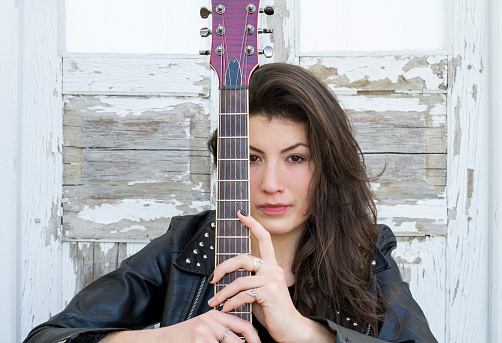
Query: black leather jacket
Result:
<box><xmin>24</xmin><ymin>210</ymin><xmax>437</xmax><ymax>343</ymax></box>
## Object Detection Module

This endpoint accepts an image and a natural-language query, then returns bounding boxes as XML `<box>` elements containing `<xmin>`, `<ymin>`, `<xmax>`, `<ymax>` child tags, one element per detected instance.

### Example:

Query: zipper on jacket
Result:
<box><xmin>186</xmin><ymin>276</ymin><xmax>207</xmax><ymax>320</ymax></box>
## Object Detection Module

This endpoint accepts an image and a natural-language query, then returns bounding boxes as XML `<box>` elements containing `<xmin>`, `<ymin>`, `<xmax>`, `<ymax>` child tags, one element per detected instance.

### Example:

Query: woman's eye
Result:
<box><xmin>288</xmin><ymin>155</ymin><xmax>305</xmax><ymax>163</ymax></box>
<box><xmin>249</xmin><ymin>155</ymin><xmax>260</xmax><ymax>163</ymax></box>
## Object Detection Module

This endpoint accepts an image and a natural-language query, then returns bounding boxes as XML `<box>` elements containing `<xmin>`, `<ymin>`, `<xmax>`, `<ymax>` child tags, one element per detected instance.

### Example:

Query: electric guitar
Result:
<box><xmin>200</xmin><ymin>0</ymin><xmax>274</xmax><ymax>326</ymax></box>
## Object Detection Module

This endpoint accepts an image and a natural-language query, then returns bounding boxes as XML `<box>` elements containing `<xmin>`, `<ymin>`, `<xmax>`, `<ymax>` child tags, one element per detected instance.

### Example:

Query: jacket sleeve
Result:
<box><xmin>312</xmin><ymin>226</ymin><xmax>437</xmax><ymax>343</ymax></box>
<box><xmin>22</xmin><ymin>224</ymin><xmax>176</xmax><ymax>343</ymax></box>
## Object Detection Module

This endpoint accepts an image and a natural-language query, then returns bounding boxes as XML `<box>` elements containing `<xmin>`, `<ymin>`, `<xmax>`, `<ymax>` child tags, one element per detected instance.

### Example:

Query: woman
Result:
<box><xmin>24</xmin><ymin>63</ymin><xmax>437</xmax><ymax>343</ymax></box>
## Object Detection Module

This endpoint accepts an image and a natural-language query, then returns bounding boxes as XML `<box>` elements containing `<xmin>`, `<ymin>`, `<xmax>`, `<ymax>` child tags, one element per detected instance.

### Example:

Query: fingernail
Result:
<box><xmin>239</xmin><ymin>210</ymin><xmax>248</xmax><ymax>217</ymax></box>
<box><xmin>208</xmin><ymin>297</ymin><xmax>214</xmax><ymax>306</ymax></box>
<box><xmin>208</xmin><ymin>272</ymin><xmax>214</xmax><ymax>283</ymax></box>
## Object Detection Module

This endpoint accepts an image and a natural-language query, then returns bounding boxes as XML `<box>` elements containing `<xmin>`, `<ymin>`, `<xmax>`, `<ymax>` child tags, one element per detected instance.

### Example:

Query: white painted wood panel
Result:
<box><xmin>18</xmin><ymin>0</ymin><xmax>64</xmax><ymax>340</ymax></box>
<box><xmin>298</xmin><ymin>0</ymin><xmax>446</xmax><ymax>53</ymax></box>
<box><xmin>489</xmin><ymin>0</ymin><xmax>502</xmax><ymax>340</ymax></box>
<box><xmin>63</xmin><ymin>57</ymin><xmax>211</xmax><ymax>96</ymax></box>
<box><xmin>0</xmin><ymin>1</ymin><xmax>20</xmax><ymax>341</ymax></box>
<box><xmin>446</xmin><ymin>0</ymin><xmax>490</xmax><ymax>341</ymax></box>
<box><xmin>393</xmin><ymin>236</ymin><xmax>446</xmax><ymax>342</ymax></box>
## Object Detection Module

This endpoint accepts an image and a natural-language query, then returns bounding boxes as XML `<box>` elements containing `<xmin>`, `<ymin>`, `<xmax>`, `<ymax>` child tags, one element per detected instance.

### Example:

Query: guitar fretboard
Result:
<box><xmin>216</xmin><ymin>88</ymin><xmax>251</xmax><ymax>321</ymax></box>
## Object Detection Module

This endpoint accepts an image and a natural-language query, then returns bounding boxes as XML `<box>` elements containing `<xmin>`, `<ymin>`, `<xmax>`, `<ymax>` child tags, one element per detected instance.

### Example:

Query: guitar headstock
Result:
<box><xmin>200</xmin><ymin>1</ymin><xmax>274</xmax><ymax>88</ymax></box>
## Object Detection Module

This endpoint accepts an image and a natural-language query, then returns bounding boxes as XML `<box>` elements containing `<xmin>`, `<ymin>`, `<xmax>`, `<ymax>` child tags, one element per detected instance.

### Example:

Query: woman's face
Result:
<box><xmin>249</xmin><ymin>115</ymin><xmax>314</xmax><ymax>239</ymax></box>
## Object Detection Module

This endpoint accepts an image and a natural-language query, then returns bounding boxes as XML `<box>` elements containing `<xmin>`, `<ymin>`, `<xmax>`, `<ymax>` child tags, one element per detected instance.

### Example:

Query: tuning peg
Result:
<box><xmin>259</xmin><ymin>5</ymin><xmax>274</xmax><ymax>15</ymax></box>
<box><xmin>199</xmin><ymin>50</ymin><xmax>210</xmax><ymax>56</ymax></box>
<box><xmin>258</xmin><ymin>28</ymin><xmax>274</xmax><ymax>34</ymax></box>
<box><xmin>200</xmin><ymin>28</ymin><xmax>212</xmax><ymax>38</ymax></box>
<box><xmin>259</xmin><ymin>46</ymin><xmax>273</xmax><ymax>58</ymax></box>
<box><xmin>200</xmin><ymin>6</ymin><xmax>211</xmax><ymax>18</ymax></box>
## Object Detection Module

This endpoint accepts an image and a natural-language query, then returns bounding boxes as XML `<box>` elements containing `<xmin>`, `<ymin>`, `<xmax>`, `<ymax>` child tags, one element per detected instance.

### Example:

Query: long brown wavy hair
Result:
<box><xmin>209</xmin><ymin>63</ymin><xmax>384</xmax><ymax>335</ymax></box>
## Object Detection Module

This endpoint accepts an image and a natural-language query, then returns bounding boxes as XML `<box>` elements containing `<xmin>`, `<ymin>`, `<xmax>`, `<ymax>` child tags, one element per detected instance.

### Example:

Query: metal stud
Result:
<box><xmin>203</xmin><ymin>255</ymin><xmax>208</xmax><ymax>259</ymax></box>
<box><xmin>186</xmin><ymin>258</ymin><xmax>191</xmax><ymax>264</ymax></box>
<box><xmin>371</xmin><ymin>260</ymin><xmax>376</xmax><ymax>266</ymax></box>
<box><xmin>196</xmin><ymin>263</ymin><xmax>201</xmax><ymax>267</ymax></box>
<box><xmin>346</xmin><ymin>317</ymin><xmax>351</xmax><ymax>322</ymax></box>
<box><xmin>205</xmin><ymin>232</ymin><xmax>210</xmax><ymax>238</ymax></box>
<box><xmin>353</xmin><ymin>322</ymin><xmax>358</xmax><ymax>327</ymax></box>
<box><xmin>211</xmin><ymin>222</ymin><xmax>216</xmax><ymax>228</ymax></box>
<box><xmin>193</xmin><ymin>249</ymin><xmax>199</xmax><ymax>255</ymax></box>
<box><xmin>210</xmin><ymin>246</ymin><xmax>214</xmax><ymax>250</ymax></box>
<box><xmin>199</xmin><ymin>242</ymin><xmax>204</xmax><ymax>247</ymax></box>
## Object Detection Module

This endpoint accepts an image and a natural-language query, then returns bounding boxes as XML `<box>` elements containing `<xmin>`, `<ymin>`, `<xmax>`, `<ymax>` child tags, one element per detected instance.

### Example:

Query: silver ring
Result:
<box><xmin>247</xmin><ymin>288</ymin><xmax>257</xmax><ymax>298</ymax></box>
<box><xmin>253</xmin><ymin>258</ymin><xmax>264</xmax><ymax>273</ymax></box>
<box><xmin>219</xmin><ymin>327</ymin><xmax>230</xmax><ymax>343</ymax></box>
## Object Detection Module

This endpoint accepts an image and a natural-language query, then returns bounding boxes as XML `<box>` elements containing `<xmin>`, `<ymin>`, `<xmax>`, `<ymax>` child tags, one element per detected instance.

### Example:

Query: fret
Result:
<box><xmin>218</xmin><ymin>114</ymin><xmax>248</xmax><ymax>137</ymax></box>
<box><xmin>216</xmin><ymin>252</ymin><xmax>250</xmax><ymax>255</ymax></box>
<box><xmin>217</xmin><ymin>113</ymin><xmax>248</xmax><ymax>115</ymax></box>
<box><xmin>217</xmin><ymin>161</ymin><xmax>249</xmax><ymax>181</ymax></box>
<box><xmin>214</xmin><ymin>235</ymin><xmax>250</xmax><ymax>238</ymax></box>
<box><xmin>218</xmin><ymin>136</ymin><xmax>248</xmax><ymax>139</ymax></box>
<box><xmin>219</xmin><ymin>89</ymin><xmax>248</xmax><ymax>113</ymax></box>
<box><xmin>216</xmin><ymin>200</ymin><xmax>250</xmax><ymax>202</ymax></box>
<box><xmin>217</xmin><ymin>202</ymin><xmax>249</xmax><ymax>218</ymax></box>
<box><xmin>217</xmin><ymin>180</ymin><xmax>249</xmax><ymax>182</ymax></box>
<box><xmin>217</xmin><ymin>158</ymin><xmax>248</xmax><ymax>161</ymax></box>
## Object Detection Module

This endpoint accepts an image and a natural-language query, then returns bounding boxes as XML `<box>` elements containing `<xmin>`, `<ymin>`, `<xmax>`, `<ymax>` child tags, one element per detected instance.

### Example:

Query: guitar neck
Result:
<box><xmin>215</xmin><ymin>88</ymin><xmax>251</xmax><ymax>321</ymax></box>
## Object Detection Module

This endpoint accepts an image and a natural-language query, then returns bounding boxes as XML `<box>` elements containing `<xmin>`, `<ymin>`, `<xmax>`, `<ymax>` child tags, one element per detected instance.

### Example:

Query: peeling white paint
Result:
<box><xmin>378</xmin><ymin>198</ymin><xmax>447</xmax><ymax>221</ymax></box>
<box><xmin>78</xmin><ymin>199</ymin><xmax>183</xmax><ymax>225</ymax></box>
<box><xmin>188</xmin><ymin>201</ymin><xmax>211</xmax><ymax>212</ymax></box>
<box><xmin>120</xmin><ymin>225</ymin><xmax>147</xmax><ymax>233</ymax></box>
<box><xmin>370</xmin><ymin>182</ymin><xmax>381</xmax><ymax>191</ymax></box>
<box><xmin>127</xmin><ymin>180</ymin><xmax>159</xmax><ymax>186</ymax></box>
<box><xmin>338</xmin><ymin>95</ymin><xmax>429</xmax><ymax>112</ymax></box>
<box><xmin>87</xmin><ymin>96</ymin><xmax>207</xmax><ymax>117</ymax></box>
<box><xmin>430</xmin><ymin>102</ymin><xmax>447</xmax><ymax>126</ymax></box>
<box><xmin>302</xmin><ymin>56</ymin><xmax>446</xmax><ymax>91</ymax></box>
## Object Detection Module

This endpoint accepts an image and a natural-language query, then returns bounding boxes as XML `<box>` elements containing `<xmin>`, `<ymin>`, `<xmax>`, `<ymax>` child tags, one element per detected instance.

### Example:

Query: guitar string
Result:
<box><xmin>218</xmin><ymin>6</ymin><xmax>254</xmax><ymax>317</ymax></box>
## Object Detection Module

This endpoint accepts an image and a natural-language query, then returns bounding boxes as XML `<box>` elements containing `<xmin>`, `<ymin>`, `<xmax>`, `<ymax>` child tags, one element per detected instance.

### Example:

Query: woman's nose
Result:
<box><xmin>261</xmin><ymin>162</ymin><xmax>284</xmax><ymax>193</ymax></box>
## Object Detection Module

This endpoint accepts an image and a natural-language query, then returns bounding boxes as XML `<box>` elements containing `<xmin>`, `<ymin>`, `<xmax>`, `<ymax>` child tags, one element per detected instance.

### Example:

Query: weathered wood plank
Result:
<box><xmin>63</xmin><ymin>198</ymin><xmax>207</xmax><ymax>240</ymax></box>
<box><xmin>62</xmin><ymin>241</ymin><xmax>148</xmax><ymax>296</ymax></box>
<box><xmin>393</xmin><ymin>236</ymin><xmax>446</xmax><ymax>343</ymax></box>
<box><xmin>301</xmin><ymin>56</ymin><xmax>447</xmax><ymax>92</ymax></box>
<box><xmin>62</xmin><ymin>94</ymin><xmax>212</xmax><ymax>240</ymax></box>
<box><xmin>367</xmin><ymin>153</ymin><xmax>446</xmax><ymax>202</ymax></box>
<box><xmin>63</xmin><ymin>57</ymin><xmax>210</xmax><ymax>97</ymax></box>
<box><xmin>339</xmin><ymin>93</ymin><xmax>446</xmax><ymax>154</ymax></box>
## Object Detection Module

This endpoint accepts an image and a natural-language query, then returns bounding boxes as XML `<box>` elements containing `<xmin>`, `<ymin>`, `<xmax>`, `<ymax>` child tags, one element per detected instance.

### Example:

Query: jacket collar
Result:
<box><xmin>174</xmin><ymin>219</ymin><xmax>216</xmax><ymax>276</ymax></box>
<box><xmin>173</xmin><ymin>212</ymin><xmax>391</xmax><ymax>276</ymax></box>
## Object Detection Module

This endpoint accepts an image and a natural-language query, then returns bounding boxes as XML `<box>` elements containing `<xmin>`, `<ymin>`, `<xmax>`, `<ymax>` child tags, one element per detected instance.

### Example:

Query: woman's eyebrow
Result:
<box><xmin>249</xmin><ymin>143</ymin><xmax>310</xmax><ymax>154</ymax></box>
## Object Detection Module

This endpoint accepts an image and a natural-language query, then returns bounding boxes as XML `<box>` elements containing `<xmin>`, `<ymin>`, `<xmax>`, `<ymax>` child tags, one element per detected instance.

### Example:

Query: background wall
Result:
<box><xmin>0</xmin><ymin>0</ymin><xmax>500</xmax><ymax>342</ymax></box>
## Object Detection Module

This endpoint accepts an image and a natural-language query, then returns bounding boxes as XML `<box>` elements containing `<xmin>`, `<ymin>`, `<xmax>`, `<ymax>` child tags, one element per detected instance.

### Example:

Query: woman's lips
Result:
<box><xmin>259</xmin><ymin>204</ymin><xmax>291</xmax><ymax>215</ymax></box>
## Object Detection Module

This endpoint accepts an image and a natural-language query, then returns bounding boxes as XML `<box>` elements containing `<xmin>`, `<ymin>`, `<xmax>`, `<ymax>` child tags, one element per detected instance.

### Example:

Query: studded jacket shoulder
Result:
<box><xmin>23</xmin><ymin>210</ymin><xmax>437</xmax><ymax>343</ymax></box>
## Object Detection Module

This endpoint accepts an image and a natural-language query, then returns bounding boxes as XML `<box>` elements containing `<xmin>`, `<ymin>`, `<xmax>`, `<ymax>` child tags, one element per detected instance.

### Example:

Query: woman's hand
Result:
<box><xmin>99</xmin><ymin>309</ymin><xmax>260</xmax><ymax>343</ymax></box>
<box><xmin>208</xmin><ymin>211</ymin><xmax>333</xmax><ymax>343</ymax></box>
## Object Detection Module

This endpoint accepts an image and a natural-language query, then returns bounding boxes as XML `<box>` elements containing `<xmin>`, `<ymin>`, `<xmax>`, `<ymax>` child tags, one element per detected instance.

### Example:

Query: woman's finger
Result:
<box><xmin>209</xmin><ymin>274</ymin><xmax>267</xmax><ymax>308</ymax></box>
<box><xmin>205</xmin><ymin>310</ymin><xmax>261</xmax><ymax>343</ymax></box>
<box><xmin>237</xmin><ymin>211</ymin><xmax>277</xmax><ymax>263</ymax></box>
<box><xmin>219</xmin><ymin>288</ymin><xmax>259</xmax><ymax>313</ymax></box>
<box><xmin>211</xmin><ymin>254</ymin><xmax>271</xmax><ymax>285</ymax></box>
